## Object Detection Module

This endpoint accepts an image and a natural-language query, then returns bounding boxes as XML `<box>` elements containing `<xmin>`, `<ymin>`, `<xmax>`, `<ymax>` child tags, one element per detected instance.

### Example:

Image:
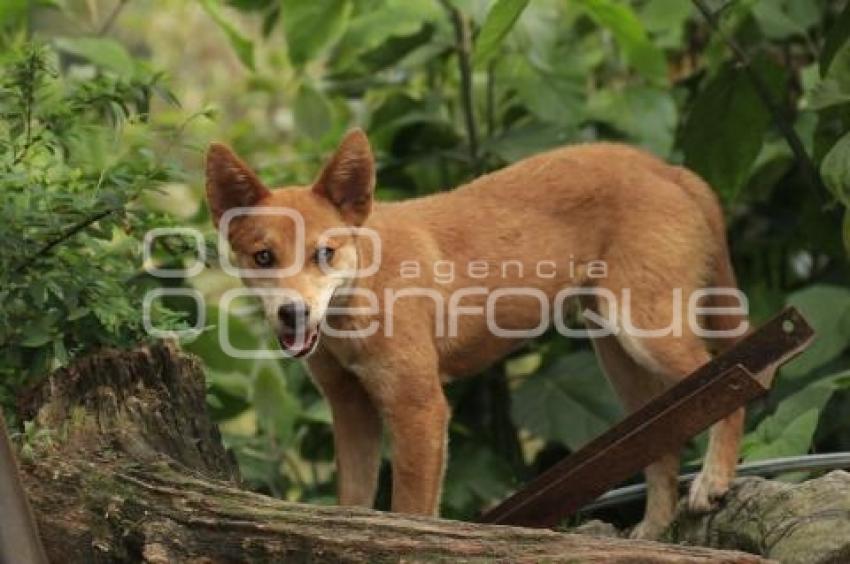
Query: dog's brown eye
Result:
<box><xmin>314</xmin><ymin>246</ymin><xmax>335</xmax><ymax>265</ymax></box>
<box><xmin>253</xmin><ymin>249</ymin><xmax>275</xmax><ymax>268</ymax></box>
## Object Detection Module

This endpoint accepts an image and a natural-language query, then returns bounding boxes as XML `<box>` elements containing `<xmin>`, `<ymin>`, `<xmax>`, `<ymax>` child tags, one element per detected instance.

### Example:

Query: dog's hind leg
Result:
<box><xmin>615</xmin><ymin>319</ymin><xmax>743</xmax><ymax>518</ymax></box>
<box><xmin>589</xmin><ymin>273</ymin><xmax>743</xmax><ymax>537</ymax></box>
<box><xmin>585</xmin><ymin>317</ymin><xmax>682</xmax><ymax>540</ymax></box>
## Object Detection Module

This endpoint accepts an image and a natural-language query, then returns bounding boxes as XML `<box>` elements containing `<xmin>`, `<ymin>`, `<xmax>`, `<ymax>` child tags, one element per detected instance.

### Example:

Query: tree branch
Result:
<box><xmin>98</xmin><ymin>0</ymin><xmax>130</xmax><ymax>36</ymax></box>
<box><xmin>439</xmin><ymin>0</ymin><xmax>481</xmax><ymax>174</ymax></box>
<box><xmin>13</xmin><ymin>207</ymin><xmax>120</xmax><ymax>276</ymax></box>
<box><xmin>692</xmin><ymin>0</ymin><xmax>826</xmax><ymax>203</ymax></box>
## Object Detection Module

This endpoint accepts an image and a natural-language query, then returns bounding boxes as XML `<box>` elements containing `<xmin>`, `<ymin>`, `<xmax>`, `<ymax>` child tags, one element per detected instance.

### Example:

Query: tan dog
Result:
<box><xmin>205</xmin><ymin>129</ymin><xmax>748</xmax><ymax>539</ymax></box>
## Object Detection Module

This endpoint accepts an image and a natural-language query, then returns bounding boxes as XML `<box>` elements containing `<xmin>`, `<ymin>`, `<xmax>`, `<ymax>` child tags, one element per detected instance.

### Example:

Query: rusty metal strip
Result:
<box><xmin>480</xmin><ymin>307</ymin><xmax>815</xmax><ymax>528</ymax></box>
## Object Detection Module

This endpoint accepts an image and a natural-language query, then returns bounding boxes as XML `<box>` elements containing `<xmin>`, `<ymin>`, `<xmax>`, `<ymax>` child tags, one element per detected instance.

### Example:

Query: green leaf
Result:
<box><xmin>751</xmin><ymin>1</ymin><xmax>813</xmax><ymax>42</ymax></box>
<box><xmin>0</xmin><ymin>0</ymin><xmax>29</xmax><ymax>30</ymax></box>
<box><xmin>844</xmin><ymin>208</ymin><xmax>850</xmax><ymax>257</ymax></box>
<box><xmin>743</xmin><ymin>405</ymin><xmax>821</xmax><ymax>461</ymax></box>
<box><xmin>208</xmin><ymin>370</ymin><xmax>253</xmax><ymax>402</ymax></box>
<box><xmin>300</xmin><ymin>400</ymin><xmax>332</xmax><ymax>424</ymax></box>
<box><xmin>585</xmin><ymin>86</ymin><xmax>677</xmax><ymax>156</ymax></box>
<box><xmin>355</xmin><ymin>22</ymin><xmax>436</xmax><ymax>73</ymax></box>
<box><xmin>227</xmin><ymin>0</ymin><xmax>275</xmax><ymax>10</ymax></box>
<box><xmin>54</xmin><ymin>36</ymin><xmax>136</xmax><ymax>76</ymax></box>
<box><xmin>502</xmin><ymin>55</ymin><xmax>584</xmax><ymax>127</ymax></box>
<box><xmin>483</xmin><ymin>122</ymin><xmax>568</xmax><ymax>162</ymax></box>
<box><xmin>681</xmin><ymin>61</ymin><xmax>778</xmax><ymax>201</ymax></box>
<box><xmin>473</xmin><ymin>0</ymin><xmax>529</xmax><ymax>68</ymax></box>
<box><xmin>442</xmin><ymin>442</ymin><xmax>514</xmax><ymax>517</ymax></box>
<box><xmin>639</xmin><ymin>0</ymin><xmax>692</xmax><ymax>49</ymax></box>
<box><xmin>206</xmin><ymin>370</ymin><xmax>253</xmax><ymax>421</ymax></box>
<box><xmin>572</xmin><ymin>0</ymin><xmax>667</xmax><ymax>83</ymax></box>
<box><xmin>821</xmin><ymin>2</ymin><xmax>850</xmax><ymax>76</ymax></box>
<box><xmin>807</xmin><ymin>77</ymin><xmax>850</xmax><ymax>111</ymax></box>
<box><xmin>781</xmin><ymin>285</ymin><xmax>850</xmax><ymax>379</ymax></box>
<box><xmin>293</xmin><ymin>82</ymin><xmax>333</xmax><ymax>140</ymax></box>
<box><xmin>511</xmin><ymin>351</ymin><xmax>621</xmax><ymax>450</ymax></box>
<box><xmin>808</xmin><ymin>39</ymin><xmax>850</xmax><ymax>111</ymax></box>
<box><xmin>820</xmin><ymin>131</ymin><xmax>850</xmax><ymax>206</ymax></box>
<box><xmin>20</xmin><ymin>332</ymin><xmax>52</xmax><ymax>348</ymax></box>
<box><xmin>282</xmin><ymin>0</ymin><xmax>353</xmax><ymax>67</ymax></box>
<box><xmin>331</xmin><ymin>0</ymin><xmax>440</xmax><ymax>72</ymax></box>
<box><xmin>253</xmin><ymin>365</ymin><xmax>299</xmax><ymax>445</ymax></box>
<box><xmin>67</xmin><ymin>306</ymin><xmax>89</xmax><ymax>321</ymax></box>
<box><xmin>183</xmin><ymin>305</ymin><xmax>274</xmax><ymax>372</ymax></box>
<box><xmin>742</xmin><ymin>372</ymin><xmax>849</xmax><ymax>461</ymax></box>
<box><xmin>200</xmin><ymin>0</ymin><xmax>255</xmax><ymax>69</ymax></box>
<box><xmin>52</xmin><ymin>338</ymin><xmax>68</xmax><ymax>366</ymax></box>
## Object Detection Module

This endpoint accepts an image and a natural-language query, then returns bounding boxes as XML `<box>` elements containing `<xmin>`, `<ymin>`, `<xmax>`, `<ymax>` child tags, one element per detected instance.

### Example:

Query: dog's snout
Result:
<box><xmin>278</xmin><ymin>302</ymin><xmax>310</xmax><ymax>330</ymax></box>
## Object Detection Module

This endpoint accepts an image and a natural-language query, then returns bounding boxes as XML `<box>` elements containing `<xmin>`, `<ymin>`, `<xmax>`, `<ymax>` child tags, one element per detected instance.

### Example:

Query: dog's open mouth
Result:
<box><xmin>278</xmin><ymin>329</ymin><xmax>319</xmax><ymax>358</ymax></box>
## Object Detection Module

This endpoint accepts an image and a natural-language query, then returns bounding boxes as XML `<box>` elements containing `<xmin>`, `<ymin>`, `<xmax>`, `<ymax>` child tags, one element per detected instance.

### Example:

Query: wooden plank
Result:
<box><xmin>481</xmin><ymin>307</ymin><xmax>815</xmax><ymax>528</ymax></box>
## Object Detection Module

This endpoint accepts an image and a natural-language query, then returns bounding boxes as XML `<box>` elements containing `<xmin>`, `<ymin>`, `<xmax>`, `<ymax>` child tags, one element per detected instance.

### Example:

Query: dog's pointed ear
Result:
<box><xmin>205</xmin><ymin>143</ymin><xmax>270</xmax><ymax>227</ymax></box>
<box><xmin>312</xmin><ymin>128</ymin><xmax>375</xmax><ymax>226</ymax></box>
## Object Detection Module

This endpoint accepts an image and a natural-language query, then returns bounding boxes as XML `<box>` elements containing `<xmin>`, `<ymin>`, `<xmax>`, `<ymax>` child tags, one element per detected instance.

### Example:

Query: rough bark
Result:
<box><xmin>669</xmin><ymin>472</ymin><xmax>850</xmax><ymax>564</ymax></box>
<box><xmin>15</xmin><ymin>343</ymin><xmax>766</xmax><ymax>563</ymax></box>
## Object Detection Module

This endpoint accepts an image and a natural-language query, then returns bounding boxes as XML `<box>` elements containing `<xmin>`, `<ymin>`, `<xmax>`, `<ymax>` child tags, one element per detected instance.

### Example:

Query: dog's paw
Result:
<box><xmin>688</xmin><ymin>470</ymin><xmax>729</xmax><ymax>513</ymax></box>
<box><xmin>629</xmin><ymin>518</ymin><xmax>668</xmax><ymax>540</ymax></box>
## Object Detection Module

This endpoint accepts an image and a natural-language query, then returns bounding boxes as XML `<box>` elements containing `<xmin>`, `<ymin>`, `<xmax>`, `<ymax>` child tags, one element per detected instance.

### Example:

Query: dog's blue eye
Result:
<box><xmin>315</xmin><ymin>246</ymin><xmax>335</xmax><ymax>265</ymax></box>
<box><xmin>253</xmin><ymin>249</ymin><xmax>275</xmax><ymax>267</ymax></box>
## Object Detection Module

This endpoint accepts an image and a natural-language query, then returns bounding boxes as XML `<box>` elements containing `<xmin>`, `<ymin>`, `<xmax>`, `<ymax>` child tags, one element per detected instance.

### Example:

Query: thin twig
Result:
<box><xmin>486</xmin><ymin>61</ymin><xmax>496</xmax><ymax>138</ymax></box>
<box><xmin>98</xmin><ymin>0</ymin><xmax>130</xmax><ymax>36</ymax></box>
<box><xmin>439</xmin><ymin>0</ymin><xmax>480</xmax><ymax>174</ymax></box>
<box><xmin>13</xmin><ymin>207</ymin><xmax>120</xmax><ymax>275</ymax></box>
<box><xmin>692</xmin><ymin>0</ymin><xmax>826</xmax><ymax>203</ymax></box>
<box><xmin>13</xmin><ymin>50</ymin><xmax>38</xmax><ymax>165</ymax></box>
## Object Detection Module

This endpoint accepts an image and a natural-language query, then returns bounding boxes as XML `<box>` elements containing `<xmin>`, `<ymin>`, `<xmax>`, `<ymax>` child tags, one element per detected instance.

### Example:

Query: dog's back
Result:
<box><xmin>368</xmin><ymin>142</ymin><xmax>722</xmax><ymax>299</ymax></box>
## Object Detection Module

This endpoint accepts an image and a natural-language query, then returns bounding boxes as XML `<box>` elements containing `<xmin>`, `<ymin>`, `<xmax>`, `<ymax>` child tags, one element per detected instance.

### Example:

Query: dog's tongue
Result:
<box><xmin>279</xmin><ymin>330</ymin><xmax>318</xmax><ymax>358</ymax></box>
<box><xmin>281</xmin><ymin>334</ymin><xmax>296</xmax><ymax>348</ymax></box>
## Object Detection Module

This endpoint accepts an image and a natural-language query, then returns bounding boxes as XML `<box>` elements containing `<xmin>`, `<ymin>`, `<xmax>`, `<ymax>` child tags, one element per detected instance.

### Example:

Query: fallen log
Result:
<box><xmin>13</xmin><ymin>343</ymin><xmax>763</xmax><ymax>563</ymax></box>
<box><xmin>574</xmin><ymin>470</ymin><xmax>850</xmax><ymax>564</ymax></box>
<box><xmin>669</xmin><ymin>472</ymin><xmax>850</xmax><ymax>564</ymax></box>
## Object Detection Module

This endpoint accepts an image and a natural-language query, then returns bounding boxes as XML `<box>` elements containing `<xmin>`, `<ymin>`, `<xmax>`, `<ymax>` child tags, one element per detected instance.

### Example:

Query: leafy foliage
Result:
<box><xmin>680</xmin><ymin>60</ymin><xmax>779</xmax><ymax>201</ymax></box>
<box><xmin>512</xmin><ymin>351</ymin><xmax>621</xmax><ymax>451</ymax></box>
<box><xmin>8</xmin><ymin>0</ymin><xmax>850</xmax><ymax>526</ymax></box>
<box><xmin>0</xmin><ymin>41</ymin><xmax>188</xmax><ymax>413</ymax></box>
<box><xmin>474</xmin><ymin>0</ymin><xmax>530</xmax><ymax>67</ymax></box>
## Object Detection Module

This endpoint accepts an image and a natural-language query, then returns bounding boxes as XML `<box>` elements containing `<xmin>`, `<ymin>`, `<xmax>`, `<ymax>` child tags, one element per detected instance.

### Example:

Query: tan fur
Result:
<box><xmin>205</xmin><ymin>130</ymin><xmax>748</xmax><ymax>537</ymax></box>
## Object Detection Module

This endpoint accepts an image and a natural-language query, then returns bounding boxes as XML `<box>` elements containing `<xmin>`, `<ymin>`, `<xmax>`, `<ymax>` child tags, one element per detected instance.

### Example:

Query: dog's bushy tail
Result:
<box><xmin>707</xmin><ymin>241</ymin><xmax>749</xmax><ymax>351</ymax></box>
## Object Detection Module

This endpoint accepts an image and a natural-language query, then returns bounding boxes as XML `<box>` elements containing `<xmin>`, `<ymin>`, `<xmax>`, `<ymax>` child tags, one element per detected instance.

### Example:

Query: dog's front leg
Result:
<box><xmin>386</xmin><ymin>390</ymin><xmax>449</xmax><ymax>515</ymax></box>
<box><xmin>372</xmin><ymin>358</ymin><xmax>449</xmax><ymax>515</ymax></box>
<box><xmin>308</xmin><ymin>355</ymin><xmax>382</xmax><ymax>507</ymax></box>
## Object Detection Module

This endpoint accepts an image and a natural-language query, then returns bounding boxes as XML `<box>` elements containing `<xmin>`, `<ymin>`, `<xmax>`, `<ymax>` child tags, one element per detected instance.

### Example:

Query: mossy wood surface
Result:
<box><xmin>17</xmin><ymin>344</ymin><xmax>767</xmax><ymax>563</ymax></box>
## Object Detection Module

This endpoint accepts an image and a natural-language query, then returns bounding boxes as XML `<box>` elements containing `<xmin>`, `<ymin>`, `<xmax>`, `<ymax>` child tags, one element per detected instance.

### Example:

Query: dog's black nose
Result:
<box><xmin>278</xmin><ymin>302</ymin><xmax>310</xmax><ymax>331</ymax></box>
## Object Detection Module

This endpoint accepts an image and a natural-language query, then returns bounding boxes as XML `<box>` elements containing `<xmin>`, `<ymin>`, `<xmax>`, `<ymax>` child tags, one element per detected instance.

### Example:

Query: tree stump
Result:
<box><xmin>15</xmin><ymin>343</ymin><xmax>765</xmax><ymax>563</ymax></box>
